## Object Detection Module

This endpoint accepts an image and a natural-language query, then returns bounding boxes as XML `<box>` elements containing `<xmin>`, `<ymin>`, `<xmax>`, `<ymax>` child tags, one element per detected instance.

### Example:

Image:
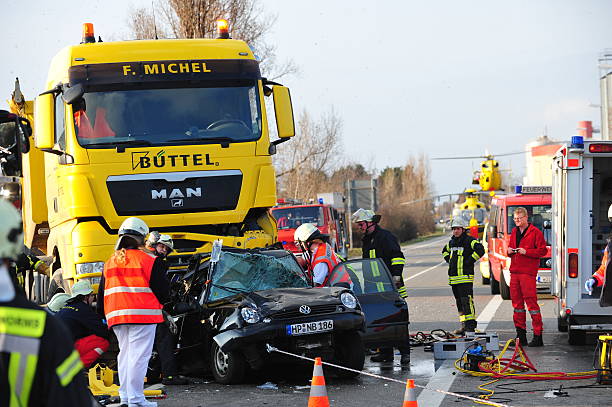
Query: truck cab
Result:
<box><xmin>486</xmin><ymin>186</ymin><xmax>552</xmax><ymax>300</ymax></box>
<box><xmin>551</xmin><ymin>138</ymin><xmax>612</xmax><ymax>344</ymax></box>
<box><xmin>11</xmin><ymin>23</ymin><xmax>295</xmax><ymax>302</ymax></box>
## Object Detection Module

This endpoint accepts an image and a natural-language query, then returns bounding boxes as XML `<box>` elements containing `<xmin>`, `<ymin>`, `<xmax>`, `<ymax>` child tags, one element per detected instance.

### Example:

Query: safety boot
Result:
<box><xmin>528</xmin><ymin>335</ymin><xmax>544</xmax><ymax>347</ymax></box>
<box><xmin>515</xmin><ymin>328</ymin><xmax>528</xmax><ymax>347</ymax></box>
<box><xmin>400</xmin><ymin>353</ymin><xmax>411</xmax><ymax>366</ymax></box>
<box><xmin>464</xmin><ymin>320</ymin><xmax>477</xmax><ymax>333</ymax></box>
<box><xmin>162</xmin><ymin>375</ymin><xmax>189</xmax><ymax>385</ymax></box>
<box><xmin>452</xmin><ymin>323</ymin><xmax>466</xmax><ymax>336</ymax></box>
<box><xmin>370</xmin><ymin>349</ymin><xmax>394</xmax><ymax>363</ymax></box>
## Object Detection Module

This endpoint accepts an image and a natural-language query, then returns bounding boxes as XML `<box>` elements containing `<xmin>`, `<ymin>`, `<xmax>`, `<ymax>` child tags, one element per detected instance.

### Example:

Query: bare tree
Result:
<box><xmin>274</xmin><ymin>108</ymin><xmax>344</xmax><ymax>200</ymax></box>
<box><xmin>126</xmin><ymin>0</ymin><xmax>297</xmax><ymax>79</ymax></box>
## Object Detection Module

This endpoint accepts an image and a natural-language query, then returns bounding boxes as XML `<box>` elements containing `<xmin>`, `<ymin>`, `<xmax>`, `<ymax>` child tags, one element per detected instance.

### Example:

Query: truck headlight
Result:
<box><xmin>240</xmin><ymin>307</ymin><xmax>261</xmax><ymax>324</ymax></box>
<box><xmin>76</xmin><ymin>262</ymin><xmax>105</xmax><ymax>275</ymax></box>
<box><xmin>340</xmin><ymin>292</ymin><xmax>358</xmax><ymax>309</ymax></box>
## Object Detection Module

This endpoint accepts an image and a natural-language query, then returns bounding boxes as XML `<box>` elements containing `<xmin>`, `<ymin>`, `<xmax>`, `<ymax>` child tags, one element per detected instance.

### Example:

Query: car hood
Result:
<box><xmin>243</xmin><ymin>287</ymin><xmax>345</xmax><ymax>312</ymax></box>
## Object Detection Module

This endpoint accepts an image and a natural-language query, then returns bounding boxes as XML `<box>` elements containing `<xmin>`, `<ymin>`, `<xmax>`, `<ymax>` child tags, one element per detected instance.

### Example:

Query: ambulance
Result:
<box><xmin>551</xmin><ymin>136</ymin><xmax>612</xmax><ymax>344</ymax></box>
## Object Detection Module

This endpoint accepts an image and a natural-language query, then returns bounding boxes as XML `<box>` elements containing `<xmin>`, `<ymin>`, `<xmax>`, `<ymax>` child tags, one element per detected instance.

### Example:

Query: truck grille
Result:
<box><xmin>272</xmin><ymin>304</ymin><xmax>340</xmax><ymax>319</ymax></box>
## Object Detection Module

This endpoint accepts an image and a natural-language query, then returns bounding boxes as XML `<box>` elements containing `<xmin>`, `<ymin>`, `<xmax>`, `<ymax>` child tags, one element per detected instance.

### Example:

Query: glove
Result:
<box><xmin>162</xmin><ymin>310</ymin><xmax>178</xmax><ymax>335</ymax></box>
<box><xmin>585</xmin><ymin>278</ymin><xmax>597</xmax><ymax>294</ymax></box>
<box><xmin>392</xmin><ymin>275</ymin><xmax>403</xmax><ymax>289</ymax></box>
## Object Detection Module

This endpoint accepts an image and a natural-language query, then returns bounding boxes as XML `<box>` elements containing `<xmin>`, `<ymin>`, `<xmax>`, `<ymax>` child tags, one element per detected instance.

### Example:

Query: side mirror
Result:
<box><xmin>62</xmin><ymin>84</ymin><xmax>84</xmax><ymax>105</ymax></box>
<box><xmin>272</xmin><ymin>86</ymin><xmax>295</xmax><ymax>139</ymax></box>
<box><xmin>543</xmin><ymin>220</ymin><xmax>552</xmax><ymax>230</ymax></box>
<box><xmin>34</xmin><ymin>94</ymin><xmax>55</xmax><ymax>150</ymax></box>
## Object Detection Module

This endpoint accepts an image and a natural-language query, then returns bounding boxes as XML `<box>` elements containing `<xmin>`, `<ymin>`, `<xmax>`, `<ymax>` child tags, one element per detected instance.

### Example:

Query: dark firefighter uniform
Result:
<box><xmin>362</xmin><ymin>225</ymin><xmax>407</xmax><ymax>298</ymax></box>
<box><xmin>442</xmin><ymin>231</ymin><xmax>485</xmax><ymax>331</ymax></box>
<box><xmin>0</xmin><ymin>294</ymin><xmax>93</xmax><ymax>407</ymax></box>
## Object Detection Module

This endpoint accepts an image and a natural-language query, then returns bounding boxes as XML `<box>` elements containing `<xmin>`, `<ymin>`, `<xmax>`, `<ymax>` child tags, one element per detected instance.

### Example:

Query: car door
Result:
<box><xmin>329</xmin><ymin>258</ymin><xmax>409</xmax><ymax>348</ymax></box>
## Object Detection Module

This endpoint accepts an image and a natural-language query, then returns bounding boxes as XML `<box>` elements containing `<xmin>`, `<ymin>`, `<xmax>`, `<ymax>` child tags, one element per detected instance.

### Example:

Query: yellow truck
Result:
<box><xmin>7</xmin><ymin>22</ymin><xmax>295</xmax><ymax>302</ymax></box>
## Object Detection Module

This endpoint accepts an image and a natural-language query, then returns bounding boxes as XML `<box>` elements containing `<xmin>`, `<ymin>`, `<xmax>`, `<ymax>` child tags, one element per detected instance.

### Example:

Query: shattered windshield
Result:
<box><xmin>207</xmin><ymin>252</ymin><xmax>310</xmax><ymax>302</ymax></box>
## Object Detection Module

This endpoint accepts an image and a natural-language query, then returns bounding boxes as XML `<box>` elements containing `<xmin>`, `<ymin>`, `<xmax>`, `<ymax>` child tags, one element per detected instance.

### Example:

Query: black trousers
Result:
<box><xmin>155</xmin><ymin>322</ymin><xmax>178</xmax><ymax>376</ymax></box>
<box><xmin>451</xmin><ymin>282</ymin><xmax>476</xmax><ymax>330</ymax></box>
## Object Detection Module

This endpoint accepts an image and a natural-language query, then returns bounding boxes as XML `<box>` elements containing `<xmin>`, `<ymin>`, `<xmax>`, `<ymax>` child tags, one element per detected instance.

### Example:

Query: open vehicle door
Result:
<box><xmin>329</xmin><ymin>258</ymin><xmax>409</xmax><ymax>349</ymax></box>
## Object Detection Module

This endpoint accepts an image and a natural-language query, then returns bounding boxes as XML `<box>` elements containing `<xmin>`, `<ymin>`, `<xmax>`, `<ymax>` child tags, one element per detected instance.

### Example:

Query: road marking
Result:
<box><xmin>417</xmin><ymin>295</ymin><xmax>504</xmax><ymax>406</ymax></box>
<box><xmin>405</xmin><ymin>261</ymin><xmax>445</xmax><ymax>282</ymax></box>
<box><xmin>405</xmin><ymin>236</ymin><xmax>447</xmax><ymax>250</ymax></box>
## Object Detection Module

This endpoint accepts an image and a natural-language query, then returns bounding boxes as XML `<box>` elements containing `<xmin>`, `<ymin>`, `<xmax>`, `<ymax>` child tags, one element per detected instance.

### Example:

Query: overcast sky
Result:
<box><xmin>2</xmin><ymin>0</ymin><xmax>610</xmax><ymax>196</ymax></box>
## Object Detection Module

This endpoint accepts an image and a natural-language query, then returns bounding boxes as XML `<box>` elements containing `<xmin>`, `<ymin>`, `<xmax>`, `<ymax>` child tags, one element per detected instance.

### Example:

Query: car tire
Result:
<box><xmin>557</xmin><ymin>316</ymin><xmax>568</xmax><ymax>332</ymax></box>
<box><xmin>333</xmin><ymin>332</ymin><xmax>365</xmax><ymax>378</ymax></box>
<box><xmin>210</xmin><ymin>342</ymin><xmax>247</xmax><ymax>384</ymax></box>
<box><xmin>568</xmin><ymin>328</ymin><xmax>586</xmax><ymax>346</ymax></box>
<box><xmin>500</xmin><ymin>270</ymin><xmax>511</xmax><ymax>300</ymax></box>
<box><xmin>481</xmin><ymin>275</ymin><xmax>490</xmax><ymax>285</ymax></box>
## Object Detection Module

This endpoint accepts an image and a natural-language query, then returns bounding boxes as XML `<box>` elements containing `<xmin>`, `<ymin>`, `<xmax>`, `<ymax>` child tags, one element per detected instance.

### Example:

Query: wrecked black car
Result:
<box><xmin>167</xmin><ymin>248</ymin><xmax>365</xmax><ymax>384</ymax></box>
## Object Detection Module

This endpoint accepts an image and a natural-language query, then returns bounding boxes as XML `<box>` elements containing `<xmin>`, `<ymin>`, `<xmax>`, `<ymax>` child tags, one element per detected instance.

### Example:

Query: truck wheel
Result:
<box><xmin>568</xmin><ymin>328</ymin><xmax>586</xmax><ymax>346</ymax></box>
<box><xmin>557</xmin><ymin>317</ymin><xmax>568</xmax><ymax>332</ymax></box>
<box><xmin>210</xmin><ymin>342</ymin><xmax>246</xmax><ymax>384</ymax></box>
<box><xmin>500</xmin><ymin>270</ymin><xmax>511</xmax><ymax>300</ymax></box>
<box><xmin>333</xmin><ymin>331</ymin><xmax>365</xmax><ymax>378</ymax></box>
<box><xmin>490</xmin><ymin>269</ymin><xmax>500</xmax><ymax>295</ymax></box>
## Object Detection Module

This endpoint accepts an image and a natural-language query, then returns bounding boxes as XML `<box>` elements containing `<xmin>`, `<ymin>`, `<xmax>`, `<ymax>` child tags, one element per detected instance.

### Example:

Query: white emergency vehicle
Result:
<box><xmin>551</xmin><ymin>136</ymin><xmax>612</xmax><ymax>345</ymax></box>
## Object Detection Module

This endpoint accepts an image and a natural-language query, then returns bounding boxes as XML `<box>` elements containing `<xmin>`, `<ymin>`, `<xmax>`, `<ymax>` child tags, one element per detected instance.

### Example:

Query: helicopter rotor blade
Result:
<box><xmin>431</xmin><ymin>155</ymin><xmax>488</xmax><ymax>160</ymax></box>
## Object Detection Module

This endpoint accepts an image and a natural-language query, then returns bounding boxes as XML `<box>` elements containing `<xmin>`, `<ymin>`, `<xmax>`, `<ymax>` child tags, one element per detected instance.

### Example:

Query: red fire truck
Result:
<box><xmin>486</xmin><ymin>186</ymin><xmax>553</xmax><ymax>300</ymax></box>
<box><xmin>270</xmin><ymin>198</ymin><xmax>348</xmax><ymax>258</ymax></box>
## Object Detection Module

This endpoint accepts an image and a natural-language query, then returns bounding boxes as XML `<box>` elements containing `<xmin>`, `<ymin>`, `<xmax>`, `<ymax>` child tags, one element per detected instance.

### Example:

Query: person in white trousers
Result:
<box><xmin>98</xmin><ymin>218</ymin><xmax>169</xmax><ymax>407</ymax></box>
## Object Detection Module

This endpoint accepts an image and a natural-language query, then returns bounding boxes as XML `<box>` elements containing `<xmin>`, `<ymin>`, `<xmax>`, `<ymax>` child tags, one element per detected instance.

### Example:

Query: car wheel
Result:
<box><xmin>557</xmin><ymin>316</ymin><xmax>568</xmax><ymax>332</ymax></box>
<box><xmin>333</xmin><ymin>332</ymin><xmax>365</xmax><ymax>378</ymax></box>
<box><xmin>481</xmin><ymin>275</ymin><xmax>490</xmax><ymax>285</ymax></box>
<box><xmin>210</xmin><ymin>342</ymin><xmax>246</xmax><ymax>384</ymax></box>
<box><xmin>568</xmin><ymin>328</ymin><xmax>586</xmax><ymax>346</ymax></box>
<box><xmin>500</xmin><ymin>270</ymin><xmax>511</xmax><ymax>300</ymax></box>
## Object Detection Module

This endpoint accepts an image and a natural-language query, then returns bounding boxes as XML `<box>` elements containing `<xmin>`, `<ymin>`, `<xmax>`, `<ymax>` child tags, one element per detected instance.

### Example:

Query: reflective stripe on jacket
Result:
<box><xmin>103</xmin><ymin>249</ymin><xmax>163</xmax><ymax>327</ymax></box>
<box><xmin>361</xmin><ymin>225</ymin><xmax>406</xmax><ymax>277</ymax></box>
<box><xmin>442</xmin><ymin>232</ymin><xmax>484</xmax><ymax>285</ymax></box>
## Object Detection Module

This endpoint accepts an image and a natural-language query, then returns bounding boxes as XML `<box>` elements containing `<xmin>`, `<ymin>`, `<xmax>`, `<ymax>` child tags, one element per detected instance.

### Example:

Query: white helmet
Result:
<box><xmin>608</xmin><ymin>203</ymin><xmax>612</xmax><ymax>223</ymax></box>
<box><xmin>146</xmin><ymin>231</ymin><xmax>161</xmax><ymax>248</ymax></box>
<box><xmin>47</xmin><ymin>292</ymin><xmax>70</xmax><ymax>313</ymax></box>
<box><xmin>115</xmin><ymin>217</ymin><xmax>149</xmax><ymax>249</ymax></box>
<box><xmin>0</xmin><ymin>199</ymin><xmax>23</xmax><ymax>259</ymax></box>
<box><xmin>294</xmin><ymin>223</ymin><xmax>325</xmax><ymax>243</ymax></box>
<box><xmin>450</xmin><ymin>217</ymin><xmax>468</xmax><ymax>229</ymax></box>
<box><xmin>351</xmin><ymin>208</ymin><xmax>376</xmax><ymax>223</ymax></box>
<box><xmin>70</xmin><ymin>279</ymin><xmax>93</xmax><ymax>298</ymax></box>
<box><xmin>157</xmin><ymin>234</ymin><xmax>174</xmax><ymax>252</ymax></box>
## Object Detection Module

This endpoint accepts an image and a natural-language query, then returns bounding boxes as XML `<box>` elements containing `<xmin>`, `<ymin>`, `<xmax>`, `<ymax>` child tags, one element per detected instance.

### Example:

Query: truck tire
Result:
<box><xmin>557</xmin><ymin>317</ymin><xmax>568</xmax><ymax>332</ymax></box>
<box><xmin>333</xmin><ymin>331</ymin><xmax>365</xmax><ymax>378</ymax></box>
<box><xmin>210</xmin><ymin>342</ymin><xmax>246</xmax><ymax>384</ymax></box>
<box><xmin>568</xmin><ymin>328</ymin><xmax>586</xmax><ymax>346</ymax></box>
<box><xmin>490</xmin><ymin>268</ymin><xmax>500</xmax><ymax>295</ymax></box>
<box><xmin>500</xmin><ymin>270</ymin><xmax>511</xmax><ymax>300</ymax></box>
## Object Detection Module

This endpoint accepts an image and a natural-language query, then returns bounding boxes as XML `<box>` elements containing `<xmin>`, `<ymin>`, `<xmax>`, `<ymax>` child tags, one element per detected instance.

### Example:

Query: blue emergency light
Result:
<box><xmin>318</xmin><ymin>198</ymin><xmax>324</xmax><ymax>204</ymax></box>
<box><xmin>571</xmin><ymin>136</ymin><xmax>584</xmax><ymax>149</ymax></box>
<box><xmin>515</xmin><ymin>185</ymin><xmax>523</xmax><ymax>194</ymax></box>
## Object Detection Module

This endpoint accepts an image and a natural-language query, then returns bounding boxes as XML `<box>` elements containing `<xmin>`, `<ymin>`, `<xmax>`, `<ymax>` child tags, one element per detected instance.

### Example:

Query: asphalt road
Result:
<box><xmin>139</xmin><ymin>235</ymin><xmax>612</xmax><ymax>407</ymax></box>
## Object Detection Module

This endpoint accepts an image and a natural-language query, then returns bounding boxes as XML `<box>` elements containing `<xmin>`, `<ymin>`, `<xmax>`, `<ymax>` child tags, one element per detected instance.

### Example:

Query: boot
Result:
<box><xmin>516</xmin><ymin>328</ymin><xmax>528</xmax><ymax>347</ymax></box>
<box><xmin>528</xmin><ymin>335</ymin><xmax>544</xmax><ymax>347</ymax></box>
<box><xmin>465</xmin><ymin>321</ymin><xmax>477</xmax><ymax>334</ymax></box>
<box><xmin>162</xmin><ymin>375</ymin><xmax>189</xmax><ymax>385</ymax></box>
<box><xmin>370</xmin><ymin>349</ymin><xmax>394</xmax><ymax>363</ymax></box>
<box><xmin>400</xmin><ymin>353</ymin><xmax>411</xmax><ymax>366</ymax></box>
<box><xmin>452</xmin><ymin>323</ymin><xmax>466</xmax><ymax>336</ymax></box>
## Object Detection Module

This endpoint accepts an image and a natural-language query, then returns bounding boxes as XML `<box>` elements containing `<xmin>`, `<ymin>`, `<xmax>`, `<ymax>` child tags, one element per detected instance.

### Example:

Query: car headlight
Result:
<box><xmin>76</xmin><ymin>262</ymin><xmax>105</xmax><ymax>275</ymax></box>
<box><xmin>240</xmin><ymin>307</ymin><xmax>261</xmax><ymax>324</ymax></box>
<box><xmin>340</xmin><ymin>292</ymin><xmax>358</xmax><ymax>309</ymax></box>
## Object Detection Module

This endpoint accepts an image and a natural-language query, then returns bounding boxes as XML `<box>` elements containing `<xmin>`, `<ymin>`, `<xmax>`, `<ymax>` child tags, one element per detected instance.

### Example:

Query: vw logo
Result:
<box><xmin>299</xmin><ymin>305</ymin><xmax>311</xmax><ymax>315</ymax></box>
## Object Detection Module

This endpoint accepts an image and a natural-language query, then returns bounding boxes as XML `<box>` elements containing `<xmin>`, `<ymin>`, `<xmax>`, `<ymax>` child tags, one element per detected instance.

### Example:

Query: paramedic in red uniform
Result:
<box><xmin>507</xmin><ymin>206</ymin><xmax>547</xmax><ymax>347</ymax></box>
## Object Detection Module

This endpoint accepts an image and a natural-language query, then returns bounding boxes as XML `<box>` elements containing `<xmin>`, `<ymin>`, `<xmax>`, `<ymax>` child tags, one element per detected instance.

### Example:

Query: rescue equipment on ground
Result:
<box><xmin>88</xmin><ymin>364</ymin><xmax>163</xmax><ymax>397</ymax></box>
<box><xmin>596</xmin><ymin>335</ymin><xmax>612</xmax><ymax>384</ymax></box>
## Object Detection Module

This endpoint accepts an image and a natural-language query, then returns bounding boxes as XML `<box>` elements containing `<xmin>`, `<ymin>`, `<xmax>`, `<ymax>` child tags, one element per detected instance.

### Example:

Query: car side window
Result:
<box><xmin>330</xmin><ymin>259</ymin><xmax>395</xmax><ymax>295</ymax></box>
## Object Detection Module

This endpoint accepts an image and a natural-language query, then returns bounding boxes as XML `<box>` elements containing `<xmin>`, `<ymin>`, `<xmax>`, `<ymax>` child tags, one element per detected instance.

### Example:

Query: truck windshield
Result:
<box><xmin>507</xmin><ymin>205</ymin><xmax>552</xmax><ymax>242</ymax></box>
<box><xmin>207</xmin><ymin>252</ymin><xmax>309</xmax><ymax>302</ymax></box>
<box><xmin>73</xmin><ymin>81</ymin><xmax>261</xmax><ymax>147</ymax></box>
<box><xmin>271</xmin><ymin>206</ymin><xmax>325</xmax><ymax>230</ymax></box>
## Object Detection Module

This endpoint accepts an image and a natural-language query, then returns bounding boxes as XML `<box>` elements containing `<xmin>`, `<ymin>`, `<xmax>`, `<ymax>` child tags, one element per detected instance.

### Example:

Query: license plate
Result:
<box><xmin>538</xmin><ymin>276</ymin><xmax>551</xmax><ymax>283</ymax></box>
<box><xmin>287</xmin><ymin>320</ymin><xmax>334</xmax><ymax>336</ymax></box>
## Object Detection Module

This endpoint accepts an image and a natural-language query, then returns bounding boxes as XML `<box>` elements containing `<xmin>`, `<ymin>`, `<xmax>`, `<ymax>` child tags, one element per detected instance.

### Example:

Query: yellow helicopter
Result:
<box><xmin>452</xmin><ymin>188</ymin><xmax>488</xmax><ymax>238</ymax></box>
<box><xmin>433</xmin><ymin>151</ymin><xmax>523</xmax><ymax>192</ymax></box>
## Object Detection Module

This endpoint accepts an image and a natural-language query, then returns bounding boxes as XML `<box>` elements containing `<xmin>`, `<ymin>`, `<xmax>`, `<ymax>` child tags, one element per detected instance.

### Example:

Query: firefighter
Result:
<box><xmin>46</xmin><ymin>292</ymin><xmax>70</xmax><ymax>314</ymax></box>
<box><xmin>0</xmin><ymin>200</ymin><xmax>94</xmax><ymax>406</ymax></box>
<box><xmin>507</xmin><ymin>206</ymin><xmax>548</xmax><ymax>347</ymax></box>
<box><xmin>585</xmin><ymin>203</ymin><xmax>612</xmax><ymax>306</ymax></box>
<box><xmin>56</xmin><ymin>280</ymin><xmax>110</xmax><ymax>368</ymax></box>
<box><xmin>97</xmin><ymin>217</ymin><xmax>169</xmax><ymax>407</ymax></box>
<box><xmin>294</xmin><ymin>223</ymin><xmax>352</xmax><ymax>288</ymax></box>
<box><xmin>351</xmin><ymin>208</ymin><xmax>410</xmax><ymax>365</ymax></box>
<box><xmin>442</xmin><ymin>217</ymin><xmax>485</xmax><ymax>335</ymax></box>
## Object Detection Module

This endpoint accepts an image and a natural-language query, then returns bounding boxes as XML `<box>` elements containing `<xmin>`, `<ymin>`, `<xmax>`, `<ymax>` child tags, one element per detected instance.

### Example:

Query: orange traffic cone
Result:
<box><xmin>308</xmin><ymin>357</ymin><xmax>330</xmax><ymax>407</ymax></box>
<box><xmin>402</xmin><ymin>379</ymin><xmax>418</xmax><ymax>406</ymax></box>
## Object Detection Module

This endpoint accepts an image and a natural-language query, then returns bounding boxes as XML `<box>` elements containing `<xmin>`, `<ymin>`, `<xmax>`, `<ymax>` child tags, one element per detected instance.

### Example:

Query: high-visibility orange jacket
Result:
<box><xmin>594</xmin><ymin>246</ymin><xmax>609</xmax><ymax>287</ymax></box>
<box><xmin>103</xmin><ymin>249</ymin><xmax>164</xmax><ymax>328</ymax></box>
<box><xmin>312</xmin><ymin>243</ymin><xmax>352</xmax><ymax>287</ymax></box>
